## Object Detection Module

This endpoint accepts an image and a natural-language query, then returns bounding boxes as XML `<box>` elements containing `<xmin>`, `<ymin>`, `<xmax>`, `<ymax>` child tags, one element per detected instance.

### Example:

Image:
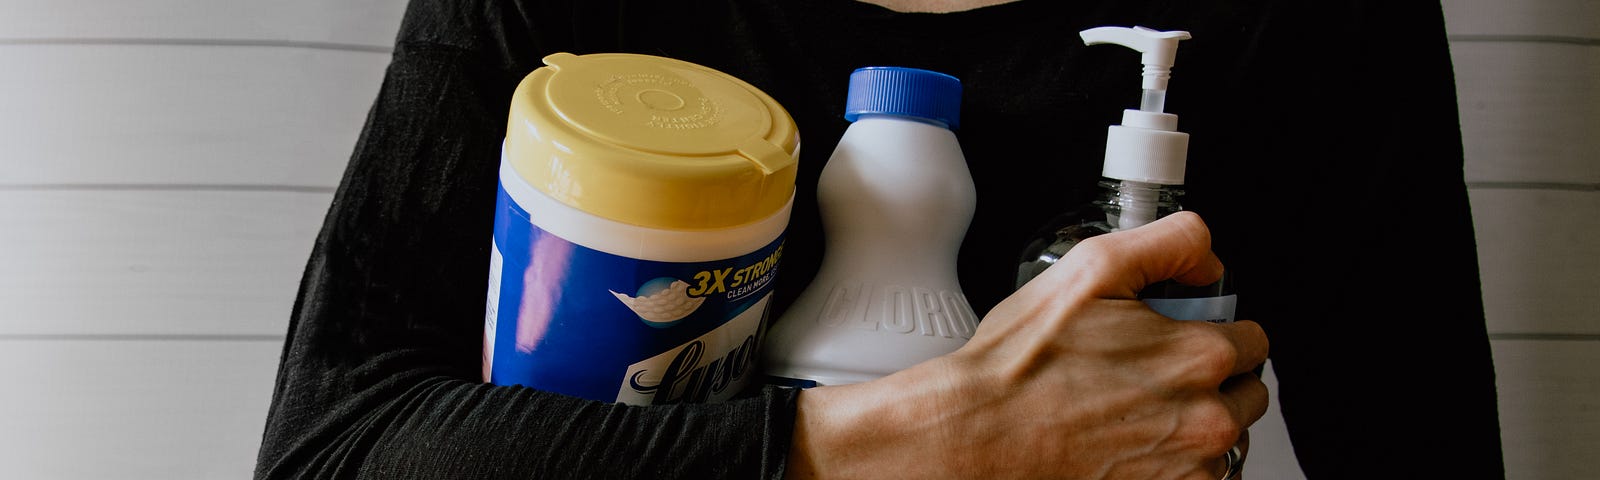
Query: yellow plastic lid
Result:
<box><xmin>505</xmin><ymin>52</ymin><xmax>800</xmax><ymax>230</ymax></box>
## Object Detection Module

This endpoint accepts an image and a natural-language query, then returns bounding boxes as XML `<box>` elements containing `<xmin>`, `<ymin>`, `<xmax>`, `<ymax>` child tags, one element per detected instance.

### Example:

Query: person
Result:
<box><xmin>253</xmin><ymin>0</ymin><xmax>1505</xmax><ymax>478</ymax></box>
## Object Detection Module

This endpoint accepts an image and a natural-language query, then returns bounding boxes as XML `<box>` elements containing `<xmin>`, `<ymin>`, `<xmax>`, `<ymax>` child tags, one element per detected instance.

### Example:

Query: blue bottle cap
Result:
<box><xmin>844</xmin><ymin>66</ymin><xmax>962</xmax><ymax>129</ymax></box>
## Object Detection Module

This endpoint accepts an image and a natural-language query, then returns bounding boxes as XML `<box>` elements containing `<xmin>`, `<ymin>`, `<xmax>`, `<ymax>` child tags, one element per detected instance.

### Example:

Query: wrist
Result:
<box><xmin>783</xmin><ymin>358</ymin><xmax>981</xmax><ymax>479</ymax></box>
<box><xmin>786</xmin><ymin>381</ymin><xmax>881</xmax><ymax>479</ymax></box>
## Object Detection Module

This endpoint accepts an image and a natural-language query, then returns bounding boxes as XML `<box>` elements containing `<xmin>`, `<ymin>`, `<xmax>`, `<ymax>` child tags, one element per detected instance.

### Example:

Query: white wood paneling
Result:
<box><xmin>1452</xmin><ymin>42</ymin><xmax>1600</xmax><ymax>185</ymax></box>
<box><xmin>1441</xmin><ymin>0</ymin><xmax>1600</xmax><ymax>39</ymax></box>
<box><xmin>0</xmin><ymin>1</ymin><xmax>1584</xmax><ymax>479</ymax></box>
<box><xmin>1444</xmin><ymin>2</ymin><xmax>1598</xmax><ymax>479</ymax></box>
<box><xmin>0</xmin><ymin>45</ymin><xmax>386</xmax><ymax>188</ymax></box>
<box><xmin>1469</xmin><ymin>188</ymin><xmax>1600</xmax><ymax>336</ymax></box>
<box><xmin>1493</xmin><ymin>339</ymin><xmax>1600</xmax><ymax>479</ymax></box>
<box><xmin>0</xmin><ymin>338</ymin><xmax>282</xmax><ymax>480</ymax></box>
<box><xmin>0</xmin><ymin>0</ymin><xmax>408</xmax><ymax>48</ymax></box>
<box><xmin>0</xmin><ymin>190</ymin><xmax>330</xmax><ymax>337</ymax></box>
<box><xmin>1244</xmin><ymin>359</ymin><xmax>1307</xmax><ymax>480</ymax></box>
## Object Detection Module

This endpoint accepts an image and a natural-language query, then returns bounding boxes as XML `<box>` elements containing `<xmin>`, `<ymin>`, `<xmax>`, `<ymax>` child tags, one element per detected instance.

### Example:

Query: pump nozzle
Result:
<box><xmin>1080</xmin><ymin>26</ymin><xmax>1191</xmax><ymax>113</ymax></box>
<box><xmin>1080</xmin><ymin>24</ymin><xmax>1194</xmax><ymax>231</ymax></box>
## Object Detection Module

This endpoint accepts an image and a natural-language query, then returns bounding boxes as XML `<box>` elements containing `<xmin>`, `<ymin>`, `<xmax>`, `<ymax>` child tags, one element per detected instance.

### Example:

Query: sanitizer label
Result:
<box><xmin>484</xmin><ymin>182</ymin><xmax>784</xmax><ymax>404</ymax></box>
<box><xmin>1143</xmin><ymin>295</ymin><xmax>1237</xmax><ymax>324</ymax></box>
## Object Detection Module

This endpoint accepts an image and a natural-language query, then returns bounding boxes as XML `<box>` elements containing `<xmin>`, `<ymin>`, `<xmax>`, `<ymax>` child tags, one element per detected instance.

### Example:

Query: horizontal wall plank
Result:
<box><xmin>0</xmin><ymin>190</ymin><xmax>329</xmax><ymax>337</ymax></box>
<box><xmin>0</xmin><ymin>45</ymin><xmax>386</xmax><ymax>188</ymax></box>
<box><xmin>1452</xmin><ymin>42</ymin><xmax>1600</xmax><ymax>185</ymax></box>
<box><xmin>1442</xmin><ymin>0</ymin><xmax>1600</xmax><ymax>39</ymax></box>
<box><xmin>1469</xmin><ymin>189</ymin><xmax>1600</xmax><ymax>335</ymax></box>
<box><xmin>1492</xmin><ymin>339</ymin><xmax>1600</xmax><ymax>479</ymax></box>
<box><xmin>0</xmin><ymin>338</ymin><xmax>282</xmax><ymax>480</ymax></box>
<box><xmin>0</xmin><ymin>0</ymin><xmax>407</xmax><ymax>49</ymax></box>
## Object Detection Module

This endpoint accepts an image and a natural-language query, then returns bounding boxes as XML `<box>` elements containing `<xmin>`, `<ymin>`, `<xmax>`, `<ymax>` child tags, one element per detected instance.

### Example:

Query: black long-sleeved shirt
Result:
<box><xmin>255</xmin><ymin>1</ymin><xmax>1505</xmax><ymax>478</ymax></box>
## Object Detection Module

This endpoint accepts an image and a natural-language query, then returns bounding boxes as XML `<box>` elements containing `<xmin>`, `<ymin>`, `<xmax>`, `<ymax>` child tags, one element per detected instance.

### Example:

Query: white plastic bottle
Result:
<box><xmin>760</xmin><ymin>67</ymin><xmax>978</xmax><ymax>387</ymax></box>
<box><xmin>1015</xmin><ymin>26</ymin><xmax>1236</xmax><ymax>324</ymax></box>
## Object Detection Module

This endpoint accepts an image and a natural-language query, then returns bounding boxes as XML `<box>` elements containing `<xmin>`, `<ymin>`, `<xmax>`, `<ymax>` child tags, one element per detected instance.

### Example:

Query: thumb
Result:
<box><xmin>1041</xmin><ymin>211</ymin><xmax>1224</xmax><ymax>300</ymax></box>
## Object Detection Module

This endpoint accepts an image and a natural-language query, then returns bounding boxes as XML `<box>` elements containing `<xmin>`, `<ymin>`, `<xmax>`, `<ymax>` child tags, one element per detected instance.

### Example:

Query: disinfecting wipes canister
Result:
<box><xmin>483</xmin><ymin>53</ymin><xmax>799</xmax><ymax>405</ymax></box>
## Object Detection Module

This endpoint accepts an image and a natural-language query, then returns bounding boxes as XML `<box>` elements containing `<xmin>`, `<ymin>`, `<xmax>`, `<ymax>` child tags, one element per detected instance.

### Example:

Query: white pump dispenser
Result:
<box><xmin>1080</xmin><ymin>25</ymin><xmax>1190</xmax><ymax>113</ymax></box>
<box><xmin>1078</xmin><ymin>26</ymin><xmax>1193</xmax><ymax>229</ymax></box>
<box><xmin>1015</xmin><ymin>25</ymin><xmax>1234</xmax><ymax>325</ymax></box>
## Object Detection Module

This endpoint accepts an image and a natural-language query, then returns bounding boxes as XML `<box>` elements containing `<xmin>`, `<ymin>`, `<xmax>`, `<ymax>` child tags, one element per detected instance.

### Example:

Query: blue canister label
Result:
<box><xmin>484</xmin><ymin>182</ymin><xmax>784</xmax><ymax>405</ymax></box>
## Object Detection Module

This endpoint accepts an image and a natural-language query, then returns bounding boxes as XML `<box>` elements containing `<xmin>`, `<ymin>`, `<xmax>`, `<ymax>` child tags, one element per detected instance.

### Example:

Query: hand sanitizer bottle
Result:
<box><xmin>1016</xmin><ymin>26</ymin><xmax>1236</xmax><ymax>324</ymax></box>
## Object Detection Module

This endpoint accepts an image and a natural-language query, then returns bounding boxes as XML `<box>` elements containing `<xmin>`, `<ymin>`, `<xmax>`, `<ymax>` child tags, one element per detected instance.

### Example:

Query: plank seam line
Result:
<box><xmin>0</xmin><ymin>184</ymin><xmax>337</xmax><ymax>193</ymax></box>
<box><xmin>0</xmin><ymin>334</ymin><xmax>286</xmax><ymax>342</ymax></box>
<box><xmin>0</xmin><ymin>37</ymin><xmax>392</xmax><ymax>53</ymax></box>
<box><xmin>1488</xmin><ymin>333</ymin><xmax>1600</xmax><ymax>342</ymax></box>
<box><xmin>1449</xmin><ymin>34</ymin><xmax>1600</xmax><ymax>46</ymax></box>
<box><xmin>1466</xmin><ymin>182</ymin><xmax>1600</xmax><ymax>192</ymax></box>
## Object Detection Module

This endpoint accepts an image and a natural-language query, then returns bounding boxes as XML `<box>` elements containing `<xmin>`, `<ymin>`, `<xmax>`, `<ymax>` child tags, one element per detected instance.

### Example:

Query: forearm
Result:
<box><xmin>255</xmin><ymin>212</ymin><xmax>802</xmax><ymax>479</ymax></box>
<box><xmin>256</xmin><ymin>245</ymin><xmax>797</xmax><ymax>479</ymax></box>
<box><xmin>256</xmin><ymin>371</ymin><xmax>796</xmax><ymax>479</ymax></box>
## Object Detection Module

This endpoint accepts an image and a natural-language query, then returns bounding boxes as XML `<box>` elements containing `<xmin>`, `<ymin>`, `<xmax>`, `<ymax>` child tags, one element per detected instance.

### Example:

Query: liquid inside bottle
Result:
<box><xmin>1016</xmin><ymin>179</ymin><xmax>1234</xmax><ymax>323</ymax></box>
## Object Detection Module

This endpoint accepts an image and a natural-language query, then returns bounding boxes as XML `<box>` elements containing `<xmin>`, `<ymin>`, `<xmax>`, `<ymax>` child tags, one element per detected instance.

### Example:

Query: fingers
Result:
<box><xmin>1222</xmin><ymin>430</ymin><xmax>1250</xmax><ymax>480</ymax></box>
<box><xmin>1210</xmin><ymin>372</ymin><xmax>1264</xmax><ymax>480</ymax></box>
<box><xmin>1167</xmin><ymin>319</ymin><xmax>1268</xmax><ymax>389</ymax></box>
<box><xmin>1216</xmin><ymin>320</ymin><xmax>1270</xmax><ymax>377</ymax></box>
<box><xmin>1219</xmin><ymin>373</ymin><xmax>1270</xmax><ymax>429</ymax></box>
<box><xmin>1236</xmin><ymin>429</ymin><xmax>1251</xmax><ymax>477</ymax></box>
<box><xmin>1048</xmin><ymin>211</ymin><xmax>1225</xmax><ymax>300</ymax></box>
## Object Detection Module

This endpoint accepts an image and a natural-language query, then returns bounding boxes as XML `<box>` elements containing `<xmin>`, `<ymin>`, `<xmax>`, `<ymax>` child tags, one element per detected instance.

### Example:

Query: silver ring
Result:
<box><xmin>1219</xmin><ymin>445</ymin><xmax>1243</xmax><ymax>480</ymax></box>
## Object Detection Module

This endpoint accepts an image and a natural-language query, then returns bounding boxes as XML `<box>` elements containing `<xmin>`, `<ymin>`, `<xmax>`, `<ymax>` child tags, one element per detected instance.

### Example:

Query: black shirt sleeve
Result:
<box><xmin>252</xmin><ymin>3</ymin><xmax>798</xmax><ymax>479</ymax></box>
<box><xmin>1237</xmin><ymin>3</ymin><xmax>1507</xmax><ymax>477</ymax></box>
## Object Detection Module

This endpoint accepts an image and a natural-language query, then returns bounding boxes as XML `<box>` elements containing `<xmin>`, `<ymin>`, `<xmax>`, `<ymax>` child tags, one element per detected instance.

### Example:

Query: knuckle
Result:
<box><xmin>1165</xmin><ymin>211</ymin><xmax>1212</xmax><ymax>247</ymax></box>
<box><xmin>1065</xmin><ymin>234</ymin><xmax>1119</xmax><ymax>269</ymax></box>
<box><xmin>1042</xmin><ymin>235</ymin><xmax>1124</xmax><ymax>287</ymax></box>
<box><xmin>1181</xmin><ymin>325</ymin><xmax>1238</xmax><ymax>382</ymax></box>
<box><xmin>1236</xmin><ymin>320</ymin><xmax>1270</xmax><ymax>359</ymax></box>
<box><xmin>1245</xmin><ymin>375</ymin><xmax>1271</xmax><ymax>405</ymax></box>
<box><xmin>1243</xmin><ymin>320</ymin><xmax>1270</xmax><ymax>348</ymax></box>
<box><xmin>1189</xmin><ymin>401</ymin><xmax>1243</xmax><ymax>453</ymax></box>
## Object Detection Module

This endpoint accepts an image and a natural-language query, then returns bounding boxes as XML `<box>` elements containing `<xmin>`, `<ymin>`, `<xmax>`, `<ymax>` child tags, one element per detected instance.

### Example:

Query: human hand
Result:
<box><xmin>786</xmin><ymin>211</ymin><xmax>1269</xmax><ymax>479</ymax></box>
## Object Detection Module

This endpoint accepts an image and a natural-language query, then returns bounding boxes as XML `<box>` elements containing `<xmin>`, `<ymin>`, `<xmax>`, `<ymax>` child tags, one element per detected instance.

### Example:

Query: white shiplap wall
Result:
<box><xmin>0</xmin><ymin>1</ymin><xmax>1592</xmax><ymax>479</ymax></box>
<box><xmin>0</xmin><ymin>1</ymin><xmax>404</xmax><ymax>478</ymax></box>
<box><xmin>1445</xmin><ymin>1</ymin><xmax>1600</xmax><ymax>478</ymax></box>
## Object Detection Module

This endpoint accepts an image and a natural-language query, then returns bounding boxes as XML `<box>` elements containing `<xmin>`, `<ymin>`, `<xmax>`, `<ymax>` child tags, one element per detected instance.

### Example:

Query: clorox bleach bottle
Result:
<box><xmin>483</xmin><ymin>52</ymin><xmax>800</xmax><ymax>405</ymax></box>
<box><xmin>761</xmin><ymin>66</ymin><xmax>978</xmax><ymax>387</ymax></box>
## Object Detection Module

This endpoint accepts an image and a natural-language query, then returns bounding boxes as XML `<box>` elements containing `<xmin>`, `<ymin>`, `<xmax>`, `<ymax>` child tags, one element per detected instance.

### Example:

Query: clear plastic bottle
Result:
<box><xmin>760</xmin><ymin>66</ymin><xmax>978</xmax><ymax>387</ymax></box>
<box><xmin>1015</xmin><ymin>26</ymin><xmax>1236</xmax><ymax>324</ymax></box>
<box><xmin>1016</xmin><ymin>177</ymin><xmax>1236</xmax><ymax>323</ymax></box>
